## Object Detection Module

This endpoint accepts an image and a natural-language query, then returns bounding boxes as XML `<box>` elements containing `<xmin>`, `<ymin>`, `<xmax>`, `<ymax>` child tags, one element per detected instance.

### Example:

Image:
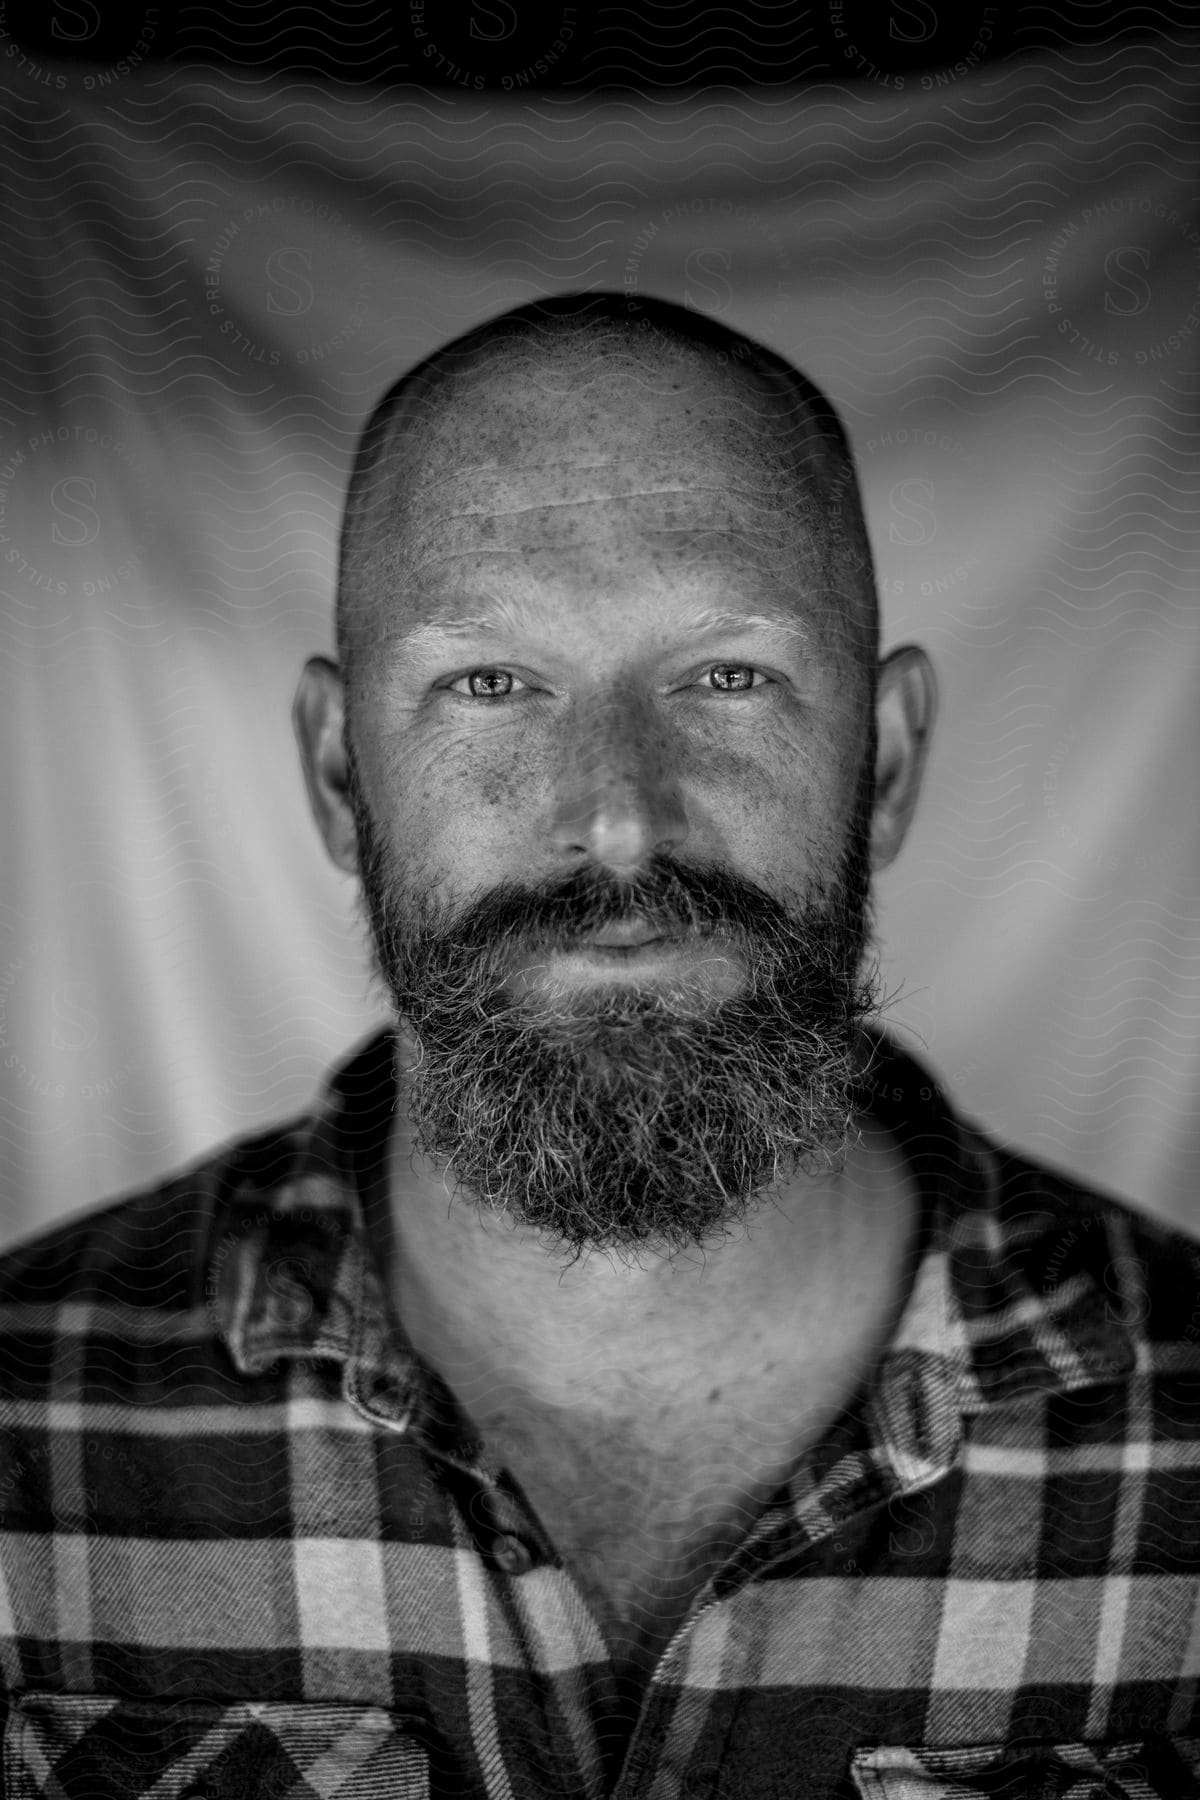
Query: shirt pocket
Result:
<box><xmin>3</xmin><ymin>1693</ymin><xmax>435</xmax><ymax>1799</ymax></box>
<box><xmin>848</xmin><ymin>1735</ymin><xmax>1200</xmax><ymax>1798</ymax></box>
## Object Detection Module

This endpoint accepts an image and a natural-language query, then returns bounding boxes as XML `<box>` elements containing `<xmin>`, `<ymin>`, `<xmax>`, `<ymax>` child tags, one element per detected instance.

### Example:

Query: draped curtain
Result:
<box><xmin>1</xmin><ymin>45</ymin><xmax>1197</xmax><ymax>1245</ymax></box>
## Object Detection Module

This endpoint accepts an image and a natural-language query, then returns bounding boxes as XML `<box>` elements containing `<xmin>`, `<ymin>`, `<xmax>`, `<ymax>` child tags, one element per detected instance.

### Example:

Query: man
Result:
<box><xmin>0</xmin><ymin>292</ymin><xmax>1197</xmax><ymax>1800</ymax></box>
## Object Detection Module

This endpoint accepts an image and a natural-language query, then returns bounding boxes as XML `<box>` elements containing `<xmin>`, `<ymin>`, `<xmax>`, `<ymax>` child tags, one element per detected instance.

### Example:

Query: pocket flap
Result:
<box><xmin>4</xmin><ymin>1693</ymin><xmax>433</xmax><ymax>1799</ymax></box>
<box><xmin>849</xmin><ymin>1734</ymin><xmax>1200</xmax><ymax>1798</ymax></box>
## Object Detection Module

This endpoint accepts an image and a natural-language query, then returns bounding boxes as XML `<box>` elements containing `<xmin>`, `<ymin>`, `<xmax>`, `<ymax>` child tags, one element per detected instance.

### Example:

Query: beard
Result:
<box><xmin>346</xmin><ymin>750</ymin><xmax>881</xmax><ymax>1260</ymax></box>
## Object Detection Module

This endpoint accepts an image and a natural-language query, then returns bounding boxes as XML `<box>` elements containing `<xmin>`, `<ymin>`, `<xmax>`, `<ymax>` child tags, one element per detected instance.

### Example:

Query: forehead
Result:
<box><xmin>344</xmin><ymin>345</ymin><xmax>871</xmax><ymax>675</ymax></box>
<box><xmin>383</xmin><ymin>357</ymin><xmax>825</xmax><ymax>587</ymax></box>
<box><xmin>395</xmin><ymin>460</ymin><xmax>827</xmax><ymax>630</ymax></box>
<box><xmin>400</xmin><ymin>347</ymin><xmax>801</xmax><ymax>489</ymax></box>
<box><xmin>374</xmin><ymin>464</ymin><xmax>842</xmax><ymax>679</ymax></box>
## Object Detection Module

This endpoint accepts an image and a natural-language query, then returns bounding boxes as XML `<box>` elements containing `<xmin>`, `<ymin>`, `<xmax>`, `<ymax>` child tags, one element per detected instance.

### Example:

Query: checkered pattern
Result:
<box><xmin>4</xmin><ymin>1694</ymin><xmax>432</xmax><ymax>1798</ymax></box>
<box><xmin>1</xmin><ymin>1027</ymin><xmax>1199</xmax><ymax>1799</ymax></box>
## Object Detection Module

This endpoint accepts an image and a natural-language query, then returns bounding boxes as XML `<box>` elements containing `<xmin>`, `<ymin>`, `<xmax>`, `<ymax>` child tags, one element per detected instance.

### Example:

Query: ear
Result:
<box><xmin>292</xmin><ymin>657</ymin><xmax>359</xmax><ymax>876</ymax></box>
<box><xmin>869</xmin><ymin>644</ymin><xmax>937</xmax><ymax>872</ymax></box>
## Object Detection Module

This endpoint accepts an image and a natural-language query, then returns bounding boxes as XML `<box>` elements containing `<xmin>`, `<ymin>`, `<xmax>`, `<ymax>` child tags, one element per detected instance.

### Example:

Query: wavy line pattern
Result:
<box><xmin>0</xmin><ymin>37</ymin><xmax>1197</xmax><ymax>1246</ymax></box>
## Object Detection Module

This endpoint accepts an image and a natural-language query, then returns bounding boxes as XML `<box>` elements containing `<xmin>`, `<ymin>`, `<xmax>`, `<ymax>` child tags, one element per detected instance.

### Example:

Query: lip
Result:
<box><xmin>577</xmin><ymin>924</ymin><xmax>669</xmax><ymax>949</ymax></box>
<box><xmin>509</xmin><ymin>931</ymin><xmax>743</xmax><ymax>999</ymax></box>
<box><xmin>573</xmin><ymin>939</ymin><xmax>673</xmax><ymax>960</ymax></box>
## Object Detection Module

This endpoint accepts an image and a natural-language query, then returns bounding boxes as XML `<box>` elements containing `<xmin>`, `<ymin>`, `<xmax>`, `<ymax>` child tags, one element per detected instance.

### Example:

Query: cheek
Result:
<box><xmin>476</xmin><ymin>763</ymin><xmax>524</xmax><ymax>811</ymax></box>
<box><xmin>446</xmin><ymin>737</ymin><xmax>545</xmax><ymax>816</ymax></box>
<box><xmin>376</xmin><ymin>730</ymin><xmax>545</xmax><ymax>869</ymax></box>
<box><xmin>700</xmin><ymin>736</ymin><xmax>851</xmax><ymax>879</ymax></box>
<box><xmin>694</xmin><ymin>733</ymin><xmax>823</xmax><ymax>827</ymax></box>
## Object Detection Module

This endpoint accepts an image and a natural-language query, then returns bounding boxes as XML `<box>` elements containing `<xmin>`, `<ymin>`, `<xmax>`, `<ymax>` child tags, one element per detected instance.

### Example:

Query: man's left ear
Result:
<box><xmin>869</xmin><ymin>644</ymin><xmax>937</xmax><ymax>872</ymax></box>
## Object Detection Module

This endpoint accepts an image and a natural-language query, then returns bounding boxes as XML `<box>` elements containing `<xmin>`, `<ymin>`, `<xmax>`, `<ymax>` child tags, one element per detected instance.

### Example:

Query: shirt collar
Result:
<box><xmin>789</xmin><ymin>1033</ymin><xmax>1137</xmax><ymax>1535</ymax></box>
<box><xmin>210</xmin><ymin>1025</ymin><xmax>1134</xmax><ymax>1468</ymax></box>
<box><xmin>211</xmin><ymin>1028</ymin><xmax>425</xmax><ymax>1428</ymax></box>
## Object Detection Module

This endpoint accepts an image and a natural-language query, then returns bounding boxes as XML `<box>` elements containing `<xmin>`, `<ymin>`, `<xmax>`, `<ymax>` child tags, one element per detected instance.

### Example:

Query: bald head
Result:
<box><xmin>294</xmin><ymin>294</ymin><xmax>941</xmax><ymax>1258</ymax></box>
<box><xmin>336</xmin><ymin>291</ymin><xmax>878</xmax><ymax>705</ymax></box>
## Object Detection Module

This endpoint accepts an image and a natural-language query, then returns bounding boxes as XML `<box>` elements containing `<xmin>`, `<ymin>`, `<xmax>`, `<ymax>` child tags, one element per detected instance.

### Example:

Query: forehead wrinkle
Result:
<box><xmin>391</xmin><ymin>465</ymin><xmax>800</xmax><ymax>522</ymax></box>
<box><xmin>404</xmin><ymin>525</ymin><xmax>806</xmax><ymax>566</ymax></box>
<box><xmin>399</xmin><ymin>505</ymin><xmax>822</xmax><ymax>586</ymax></box>
<box><xmin>404</xmin><ymin>463</ymin><xmax>746</xmax><ymax>496</ymax></box>
<box><xmin>387</xmin><ymin>427</ymin><xmax>807</xmax><ymax>503</ymax></box>
<box><xmin>380</xmin><ymin>476</ymin><xmax>812</xmax><ymax>583</ymax></box>
<box><xmin>410</xmin><ymin>486</ymin><xmax>755</xmax><ymax>523</ymax></box>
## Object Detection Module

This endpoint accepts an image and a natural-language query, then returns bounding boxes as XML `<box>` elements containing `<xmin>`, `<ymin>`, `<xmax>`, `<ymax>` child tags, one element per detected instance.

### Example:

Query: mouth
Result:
<box><xmin>572</xmin><ymin>939</ymin><xmax>672</xmax><ymax>961</ymax></box>
<box><xmin>505</xmin><ymin>924</ymin><xmax>745</xmax><ymax>1001</ymax></box>
<box><xmin>573</xmin><ymin>923</ymin><xmax>674</xmax><ymax>955</ymax></box>
<box><xmin>574</xmin><ymin>916</ymin><xmax>672</xmax><ymax>951</ymax></box>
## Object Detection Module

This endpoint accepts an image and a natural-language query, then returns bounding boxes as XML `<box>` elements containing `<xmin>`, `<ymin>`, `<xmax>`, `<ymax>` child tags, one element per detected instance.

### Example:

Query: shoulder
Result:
<box><xmin>0</xmin><ymin>1028</ymin><xmax>394</xmax><ymax>1320</ymax></box>
<box><xmin>0</xmin><ymin>1112</ymin><xmax>314</xmax><ymax>1323</ymax></box>
<box><xmin>966</xmin><ymin>1132</ymin><xmax>1200</xmax><ymax>1361</ymax></box>
<box><xmin>0</xmin><ymin>1116</ymin><xmax>322</xmax><ymax>1549</ymax></box>
<box><xmin>864</xmin><ymin>1027</ymin><xmax>1200</xmax><ymax>1364</ymax></box>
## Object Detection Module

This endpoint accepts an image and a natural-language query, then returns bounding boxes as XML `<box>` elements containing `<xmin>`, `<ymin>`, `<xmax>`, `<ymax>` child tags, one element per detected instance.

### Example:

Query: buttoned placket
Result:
<box><xmin>332</xmin><ymin>1203</ymin><xmax>965</xmax><ymax>1800</ymax></box>
<box><xmin>607</xmin><ymin>1324</ymin><xmax>979</xmax><ymax>1800</ymax></box>
<box><xmin>345</xmin><ymin>1352</ymin><xmax>538</xmax><ymax>1557</ymax></box>
<box><xmin>610</xmin><ymin>1437</ymin><xmax>969</xmax><ymax>1800</ymax></box>
<box><xmin>340</xmin><ymin>1233</ymin><xmax>554</xmax><ymax>1578</ymax></box>
<box><xmin>335</xmin><ymin>1239</ymin><xmax>724</xmax><ymax>1796</ymax></box>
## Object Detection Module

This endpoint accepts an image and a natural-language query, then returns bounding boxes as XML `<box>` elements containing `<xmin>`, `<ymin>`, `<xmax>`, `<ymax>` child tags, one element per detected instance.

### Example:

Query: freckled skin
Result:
<box><xmin>346</xmin><ymin>360</ymin><xmax>870</xmax><ymax>932</ymax></box>
<box><xmin>293</xmin><ymin>328</ymin><xmax>938</xmax><ymax>1698</ymax></box>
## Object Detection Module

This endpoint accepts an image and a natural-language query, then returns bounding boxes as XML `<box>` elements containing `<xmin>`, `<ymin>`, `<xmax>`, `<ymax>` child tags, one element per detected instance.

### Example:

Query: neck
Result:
<box><xmin>374</xmin><ymin>1032</ymin><xmax>920</xmax><ymax>1431</ymax></box>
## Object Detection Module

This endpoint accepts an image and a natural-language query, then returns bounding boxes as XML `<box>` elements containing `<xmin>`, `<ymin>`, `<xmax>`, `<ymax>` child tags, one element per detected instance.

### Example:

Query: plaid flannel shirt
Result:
<box><xmin>1</xmin><ymin>1025</ymin><xmax>1199</xmax><ymax>1800</ymax></box>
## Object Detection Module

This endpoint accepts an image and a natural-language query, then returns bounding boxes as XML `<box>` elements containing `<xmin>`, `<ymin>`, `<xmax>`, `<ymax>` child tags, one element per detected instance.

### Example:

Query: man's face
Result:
<box><xmin>342</xmin><ymin>354</ymin><xmax>882</xmax><ymax>1258</ymax></box>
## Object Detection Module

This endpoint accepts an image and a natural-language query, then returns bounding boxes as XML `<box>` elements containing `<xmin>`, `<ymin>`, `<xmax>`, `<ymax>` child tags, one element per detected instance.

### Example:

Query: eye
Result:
<box><xmin>700</xmin><ymin>664</ymin><xmax>768</xmax><ymax>692</ymax></box>
<box><xmin>447</xmin><ymin>668</ymin><xmax>530</xmax><ymax>699</ymax></box>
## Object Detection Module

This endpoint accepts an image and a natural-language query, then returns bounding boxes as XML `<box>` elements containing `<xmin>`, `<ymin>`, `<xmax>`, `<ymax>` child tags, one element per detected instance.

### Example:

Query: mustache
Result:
<box><xmin>345</xmin><ymin>729</ymin><xmax>878</xmax><ymax>1013</ymax></box>
<box><xmin>424</xmin><ymin>853</ymin><xmax>814</xmax><ymax>960</ymax></box>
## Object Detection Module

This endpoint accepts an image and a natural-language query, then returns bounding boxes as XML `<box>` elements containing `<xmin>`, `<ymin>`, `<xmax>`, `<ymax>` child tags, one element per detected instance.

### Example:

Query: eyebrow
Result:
<box><xmin>392</xmin><ymin>603</ymin><xmax>810</xmax><ymax>659</ymax></box>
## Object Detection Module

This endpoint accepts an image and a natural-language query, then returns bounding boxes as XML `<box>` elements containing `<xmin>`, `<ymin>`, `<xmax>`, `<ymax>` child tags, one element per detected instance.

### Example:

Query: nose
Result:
<box><xmin>548</xmin><ymin>687</ymin><xmax>689</xmax><ymax>872</ymax></box>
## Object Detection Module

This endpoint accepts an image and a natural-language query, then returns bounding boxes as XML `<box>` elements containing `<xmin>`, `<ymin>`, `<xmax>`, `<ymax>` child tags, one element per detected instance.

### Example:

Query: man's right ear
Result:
<box><xmin>292</xmin><ymin>656</ymin><xmax>359</xmax><ymax>876</ymax></box>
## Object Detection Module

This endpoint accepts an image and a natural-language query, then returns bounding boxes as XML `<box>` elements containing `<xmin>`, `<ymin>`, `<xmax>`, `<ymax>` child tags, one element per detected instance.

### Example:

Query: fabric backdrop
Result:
<box><xmin>1</xmin><ymin>43</ymin><xmax>1197</xmax><ymax>1248</ymax></box>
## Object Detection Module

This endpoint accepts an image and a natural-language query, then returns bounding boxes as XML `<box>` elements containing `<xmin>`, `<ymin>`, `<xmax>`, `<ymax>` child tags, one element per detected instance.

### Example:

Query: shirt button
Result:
<box><xmin>492</xmin><ymin>1534</ymin><xmax>532</xmax><ymax>1575</ymax></box>
<box><xmin>682</xmin><ymin>1766</ymin><xmax>721</xmax><ymax>1795</ymax></box>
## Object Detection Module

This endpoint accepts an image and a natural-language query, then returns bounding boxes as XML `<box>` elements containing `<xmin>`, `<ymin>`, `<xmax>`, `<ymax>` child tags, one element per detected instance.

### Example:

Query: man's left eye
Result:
<box><xmin>701</xmin><ymin>665</ymin><xmax>767</xmax><ymax>692</ymax></box>
<box><xmin>449</xmin><ymin>668</ymin><xmax>530</xmax><ymax>698</ymax></box>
